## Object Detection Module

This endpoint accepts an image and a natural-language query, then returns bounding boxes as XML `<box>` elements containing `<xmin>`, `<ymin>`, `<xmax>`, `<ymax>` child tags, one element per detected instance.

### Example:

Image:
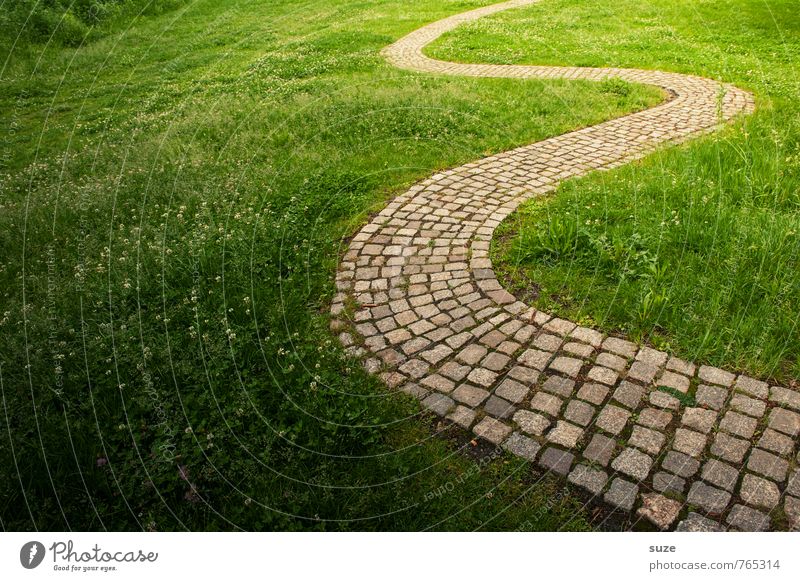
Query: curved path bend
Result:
<box><xmin>330</xmin><ymin>0</ymin><xmax>800</xmax><ymax>531</ymax></box>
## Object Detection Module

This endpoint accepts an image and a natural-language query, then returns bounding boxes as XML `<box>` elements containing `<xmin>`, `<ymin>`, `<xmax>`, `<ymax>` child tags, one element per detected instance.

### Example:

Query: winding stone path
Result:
<box><xmin>330</xmin><ymin>0</ymin><xmax>800</xmax><ymax>531</ymax></box>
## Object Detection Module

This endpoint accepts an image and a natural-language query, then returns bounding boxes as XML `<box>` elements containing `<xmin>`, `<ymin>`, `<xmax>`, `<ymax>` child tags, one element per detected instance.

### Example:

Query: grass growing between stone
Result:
<box><xmin>429</xmin><ymin>0</ymin><xmax>800</xmax><ymax>382</ymax></box>
<box><xmin>0</xmin><ymin>0</ymin><xmax>661</xmax><ymax>530</ymax></box>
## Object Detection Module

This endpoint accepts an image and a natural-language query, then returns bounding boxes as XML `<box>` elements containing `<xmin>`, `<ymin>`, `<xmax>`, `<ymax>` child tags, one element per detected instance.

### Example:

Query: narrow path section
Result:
<box><xmin>330</xmin><ymin>0</ymin><xmax>800</xmax><ymax>531</ymax></box>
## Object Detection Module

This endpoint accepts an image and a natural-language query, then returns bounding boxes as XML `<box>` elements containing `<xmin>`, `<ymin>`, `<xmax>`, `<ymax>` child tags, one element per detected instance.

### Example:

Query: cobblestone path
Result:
<box><xmin>330</xmin><ymin>0</ymin><xmax>800</xmax><ymax>531</ymax></box>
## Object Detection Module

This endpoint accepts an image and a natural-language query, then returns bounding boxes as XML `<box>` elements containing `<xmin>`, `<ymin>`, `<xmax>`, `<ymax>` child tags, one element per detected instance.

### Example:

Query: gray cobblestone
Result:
<box><xmin>770</xmin><ymin>385</ymin><xmax>800</xmax><ymax>411</ymax></box>
<box><xmin>452</xmin><ymin>384</ymin><xmax>490</xmax><ymax>407</ymax></box>
<box><xmin>564</xmin><ymin>400</ymin><xmax>595</xmax><ymax>427</ymax></box>
<box><xmin>681</xmin><ymin>407</ymin><xmax>718</xmax><ymax>434</ymax></box>
<box><xmin>687</xmin><ymin>481</ymin><xmax>731</xmax><ymax>514</ymax></box>
<box><xmin>568</xmin><ymin>464</ymin><xmax>608</xmax><ymax>495</ymax></box>
<box><xmin>746</xmin><ymin>449</ymin><xmax>789</xmax><ymax>482</ymax></box>
<box><xmin>662</xmin><ymin>450</ymin><xmax>700</xmax><ymax>478</ymax></box>
<box><xmin>503</xmin><ymin>432</ymin><xmax>540</xmax><ymax>462</ymax></box>
<box><xmin>583</xmin><ymin>433</ymin><xmax>616</xmax><ymax>467</ymax></box>
<box><xmin>596</xmin><ymin>405</ymin><xmax>631</xmax><ymax>435</ymax></box>
<box><xmin>699</xmin><ymin>365</ymin><xmax>735</xmax><ymax>387</ymax></box>
<box><xmin>421</xmin><ymin>393</ymin><xmax>455</xmax><ymax>416</ymax></box>
<box><xmin>539</xmin><ymin>447</ymin><xmax>574</xmax><ymax>476</ymax></box>
<box><xmin>604</xmin><ymin>478</ymin><xmax>638</xmax><ymax>511</ymax></box>
<box><xmin>530</xmin><ymin>392</ymin><xmax>563</xmax><ymax>417</ymax></box>
<box><xmin>612</xmin><ymin>381</ymin><xmax>645</xmax><ymax>409</ymax></box>
<box><xmin>638</xmin><ymin>493</ymin><xmax>682</xmax><ymax>530</ymax></box>
<box><xmin>541</xmin><ymin>375</ymin><xmax>576</xmax><ymax>398</ymax></box>
<box><xmin>495</xmin><ymin>378</ymin><xmax>529</xmax><ymax>404</ymax></box>
<box><xmin>720</xmin><ymin>411</ymin><xmax>759</xmax><ymax>439</ymax></box>
<box><xmin>696</xmin><ymin>384</ymin><xmax>728</xmax><ymax>410</ymax></box>
<box><xmin>588</xmin><ymin>365</ymin><xmax>618</xmax><ymax>386</ymax></box>
<box><xmin>735</xmin><ymin>375</ymin><xmax>769</xmax><ymax>399</ymax></box>
<box><xmin>547</xmin><ymin>420</ymin><xmax>584</xmax><ymax>448</ymax></box>
<box><xmin>673</xmin><ymin>429</ymin><xmax>708</xmax><ymax>458</ymax></box>
<box><xmin>629</xmin><ymin>426</ymin><xmax>665</xmax><ymax>455</ymax></box>
<box><xmin>729</xmin><ymin>394</ymin><xmax>766</xmax><ymax>418</ymax></box>
<box><xmin>653</xmin><ymin>471</ymin><xmax>686</xmax><ymax>494</ymax></box>
<box><xmin>710</xmin><ymin>432</ymin><xmax>751</xmax><ymax>464</ymax></box>
<box><xmin>701</xmin><ymin>459</ymin><xmax>739</xmax><ymax>492</ymax></box>
<box><xmin>757</xmin><ymin>429</ymin><xmax>794</xmax><ymax>456</ymax></box>
<box><xmin>611</xmin><ymin>447</ymin><xmax>653</xmax><ymax>481</ymax></box>
<box><xmin>769</xmin><ymin>408</ymin><xmax>800</xmax><ymax>437</ymax></box>
<box><xmin>446</xmin><ymin>405</ymin><xmax>476</xmax><ymax>429</ymax></box>
<box><xmin>676</xmin><ymin>512</ymin><xmax>725</xmax><ymax>532</ymax></box>
<box><xmin>740</xmin><ymin>474</ymin><xmax>780</xmax><ymax>510</ymax></box>
<box><xmin>638</xmin><ymin>408</ymin><xmax>672</xmax><ymax>430</ymax></box>
<box><xmin>549</xmin><ymin>356</ymin><xmax>584</xmax><ymax>378</ymax></box>
<box><xmin>726</xmin><ymin>505</ymin><xmax>771</xmax><ymax>532</ymax></box>
<box><xmin>577</xmin><ymin>383</ymin><xmax>609</xmax><ymax>405</ymax></box>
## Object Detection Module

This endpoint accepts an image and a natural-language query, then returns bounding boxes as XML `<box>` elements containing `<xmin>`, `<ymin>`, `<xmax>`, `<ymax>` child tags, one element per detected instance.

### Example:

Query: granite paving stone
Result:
<box><xmin>746</xmin><ymin>449</ymin><xmax>789</xmax><ymax>482</ymax></box>
<box><xmin>681</xmin><ymin>408</ymin><xmax>718</xmax><ymax>434</ymax></box>
<box><xmin>513</xmin><ymin>409</ymin><xmax>551</xmax><ymax>436</ymax></box>
<box><xmin>583</xmin><ymin>433</ymin><xmax>616</xmax><ymax>467</ymax></box>
<box><xmin>604</xmin><ymin>478</ymin><xmax>639</xmax><ymax>511</ymax></box>
<box><xmin>687</xmin><ymin>481</ymin><xmax>731</xmax><ymax>514</ymax></box>
<box><xmin>452</xmin><ymin>384</ymin><xmax>490</xmax><ymax>407</ymax></box>
<box><xmin>541</xmin><ymin>375</ymin><xmax>576</xmax><ymax>398</ymax></box>
<box><xmin>769</xmin><ymin>408</ymin><xmax>800</xmax><ymax>437</ymax></box>
<box><xmin>530</xmin><ymin>392</ymin><xmax>563</xmax><ymax>417</ymax></box>
<box><xmin>710</xmin><ymin>432</ymin><xmax>751</xmax><ymax>464</ymax></box>
<box><xmin>695</xmin><ymin>384</ymin><xmax>728</xmax><ymax>410</ymax></box>
<box><xmin>629</xmin><ymin>426</ymin><xmax>666</xmax><ymax>455</ymax></box>
<box><xmin>673</xmin><ymin>429</ymin><xmax>708</xmax><ymax>458</ymax></box>
<box><xmin>726</xmin><ymin>505</ymin><xmax>771</xmax><ymax>532</ymax></box>
<box><xmin>568</xmin><ymin>464</ymin><xmax>609</xmax><ymax>495</ymax></box>
<box><xmin>473</xmin><ymin>417</ymin><xmax>512</xmax><ymax>444</ymax></box>
<box><xmin>638</xmin><ymin>408</ymin><xmax>672</xmax><ymax>430</ymax></box>
<box><xmin>564</xmin><ymin>400</ymin><xmax>596</xmax><ymax>427</ymax></box>
<box><xmin>576</xmin><ymin>383</ymin><xmax>609</xmax><ymax>405</ymax></box>
<box><xmin>662</xmin><ymin>451</ymin><xmax>700</xmax><ymax>479</ymax></box>
<box><xmin>653</xmin><ymin>472</ymin><xmax>686</xmax><ymax>494</ymax></box>
<box><xmin>700</xmin><ymin>459</ymin><xmax>739</xmax><ymax>492</ymax></box>
<box><xmin>719</xmin><ymin>411</ymin><xmax>759</xmax><ymax>439</ymax></box>
<box><xmin>612</xmin><ymin>381</ymin><xmax>645</xmax><ymax>409</ymax></box>
<box><xmin>676</xmin><ymin>513</ymin><xmax>725</xmax><ymax>532</ymax></box>
<box><xmin>539</xmin><ymin>447</ymin><xmax>575</xmax><ymax>476</ymax></box>
<box><xmin>596</xmin><ymin>405</ymin><xmax>631</xmax><ymax>435</ymax></box>
<box><xmin>739</xmin><ymin>474</ymin><xmax>780</xmax><ymax>510</ymax></box>
<box><xmin>547</xmin><ymin>421</ymin><xmax>584</xmax><ymax>448</ymax></box>
<box><xmin>503</xmin><ymin>432</ymin><xmax>541</xmax><ymax>462</ymax></box>
<box><xmin>638</xmin><ymin>494</ymin><xmax>682</xmax><ymax>530</ymax></box>
<box><xmin>611</xmin><ymin>447</ymin><xmax>653</xmax><ymax>481</ymax></box>
<box><xmin>757</xmin><ymin>429</ymin><xmax>794</xmax><ymax>456</ymax></box>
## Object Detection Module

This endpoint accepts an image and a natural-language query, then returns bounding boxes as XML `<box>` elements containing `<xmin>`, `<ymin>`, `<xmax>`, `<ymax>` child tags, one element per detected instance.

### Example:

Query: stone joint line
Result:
<box><xmin>331</xmin><ymin>0</ymin><xmax>800</xmax><ymax>531</ymax></box>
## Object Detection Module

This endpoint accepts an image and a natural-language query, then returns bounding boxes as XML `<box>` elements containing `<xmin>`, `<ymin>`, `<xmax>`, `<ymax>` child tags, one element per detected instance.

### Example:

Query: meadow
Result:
<box><xmin>0</xmin><ymin>0</ymin><xmax>663</xmax><ymax>530</ymax></box>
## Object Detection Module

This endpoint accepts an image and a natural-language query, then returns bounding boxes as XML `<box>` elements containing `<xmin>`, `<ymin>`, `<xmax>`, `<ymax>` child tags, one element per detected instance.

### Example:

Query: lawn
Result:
<box><xmin>429</xmin><ymin>0</ymin><xmax>800</xmax><ymax>382</ymax></box>
<box><xmin>0</xmin><ymin>0</ymin><xmax>665</xmax><ymax>530</ymax></box>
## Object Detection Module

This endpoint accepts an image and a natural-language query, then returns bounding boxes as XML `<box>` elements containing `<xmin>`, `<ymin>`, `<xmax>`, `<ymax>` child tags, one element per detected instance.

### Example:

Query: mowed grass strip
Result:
<box><xmin>0</xmin><ymin>0</ymin><xmax>659</xmax><ymax>530</ymax></box>
<box><xmin>430</xmin><ymin>0</ymin><xmax>800</xmax><ymax>381</ymax></box>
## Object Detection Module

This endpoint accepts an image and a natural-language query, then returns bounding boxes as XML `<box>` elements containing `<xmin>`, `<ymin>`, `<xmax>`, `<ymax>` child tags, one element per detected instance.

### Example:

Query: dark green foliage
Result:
<box><xmin>1</xmin><ymin>1</ymin><xmax>187</xmax><ymax>47</ymax></box>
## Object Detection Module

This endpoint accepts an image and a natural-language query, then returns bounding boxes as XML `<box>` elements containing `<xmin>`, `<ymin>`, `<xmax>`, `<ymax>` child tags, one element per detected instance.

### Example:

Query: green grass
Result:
<box><xmin>429</xmin><ymin>0</ymin><xmax>800</xmax><ymax>381</ymax></box>
<box><xmin>0</xmin><ymin>0</ymin><xmax>662</xmax><ymax>531</ymax></box>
